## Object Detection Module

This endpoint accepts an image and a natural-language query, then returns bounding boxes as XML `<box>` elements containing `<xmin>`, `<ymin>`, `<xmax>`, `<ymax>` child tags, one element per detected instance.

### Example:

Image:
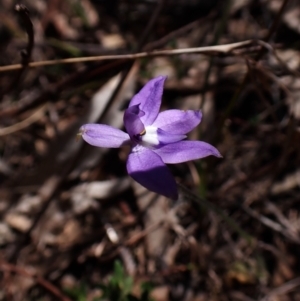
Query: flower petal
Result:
<box><xmin>127</xmin><ymin>146</ymin><xmax>178</xmax><ymax>199</ymax></box>
<box><xmin>129</xmin><ymin>76</ymin><xmax>166</xmax><ymax>126</ymax></box>
<box><xmin>124</xmin><ymin>104</ymin><xmax>145</xmax><ymax>138</ymax></box>
<box><xmin>80</xmin><ymin>124</ymin><xmax>130</xmax><ymax>148</ymax></box>
<box><xmin>152</xmin><ymin>110</ymin><xmax>202</xmax><ymax>134</ymax></box>
<box><xmin>156</xmin><ymin>128</ymin><xmax>186</xmax><ymax>144</ymax></box>
<box><xmin>154</xmin><ymin>140</ymin><xmax>222</xmax><ymax>164</ymax></box>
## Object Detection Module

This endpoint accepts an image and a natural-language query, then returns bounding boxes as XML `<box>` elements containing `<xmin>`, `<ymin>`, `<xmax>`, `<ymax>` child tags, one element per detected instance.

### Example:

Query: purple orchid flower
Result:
<box><xmin>79</xmin><ymin>76</ymin><xmax>221</xmax><ymax>199</ymax></box>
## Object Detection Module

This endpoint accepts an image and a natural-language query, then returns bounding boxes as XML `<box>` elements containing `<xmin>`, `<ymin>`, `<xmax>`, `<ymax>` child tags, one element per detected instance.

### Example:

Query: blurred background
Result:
<box><xmin>0</xmin><ymin>0</ymin><xmax>300</xmax><ymax>300</ymax></box>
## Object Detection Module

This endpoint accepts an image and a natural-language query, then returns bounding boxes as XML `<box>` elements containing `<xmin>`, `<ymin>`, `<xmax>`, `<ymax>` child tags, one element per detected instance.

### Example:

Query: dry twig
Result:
<box><xmin>0</xmin><ymin>261</ymin><xmax>72</xmax><ymax>301</ymax></box>
<box><xmin>0</xmin><ymin>40</ymin><xmax>259</xmax><ymax>72</ymax></box>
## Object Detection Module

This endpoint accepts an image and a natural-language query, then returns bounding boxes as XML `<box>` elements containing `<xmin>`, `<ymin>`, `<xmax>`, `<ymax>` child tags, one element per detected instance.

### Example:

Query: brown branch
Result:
<box><xmin>1</xmin><ymin>4</ymin><xmax>34</xmax><ymax>96</ymax></box>
<box><xmin>265</xmin><ymin>0</ymin><xmax>291</xmax><ymax>42</ymax></box>
<box><xmin>0</xmin><ymin>261</ymin><xmax>73</xmax><ymax>301</ymax></box>
<box><xmin>0</xmin><ymin>59</ymin><xmax>127</xmax><ymax>118</ymax></box>
<box><xmin>215</xmin><ymin>0</ymin><xmax>292</xmax><ymax>141</ymax></box>
<box><xmin>15</xmin><ymin>4</ymin><xmax>34</xmax><ymax>67</ymax></box>
<box><xmin>255</xmin><ymin>0</ymin><xmax>291</xmax><ymax>61</ymax></box>
<box><xmin>260</xmin><ymin>277</ymin><xmax>300</xmax><ymax>301</ymax></box>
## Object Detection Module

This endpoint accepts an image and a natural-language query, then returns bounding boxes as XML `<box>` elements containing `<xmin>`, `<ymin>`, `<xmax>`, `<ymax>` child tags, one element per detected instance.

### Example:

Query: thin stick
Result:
<box><xmin>95</xmin><ymin>0</ymin><xmax>167</xmax><ymax>125</ymax></box>
<box><xmin>1</xmin><ymin>4</ymin><xmax>34</xmax><ymax>95</ymax></box>
<box><xmin>214</xmin><ymin>0</ymin><xmax>292</xmax><ymax>141</ymax></box>
<box><xmin>178</xmin><ymin>183</ymin><xmax>254</xmax><ymax>243</ymax></box>
<box><xmin>260</xmin><ymin>277</ymin><xmax>300</xmax><ymax>301</ymax></box>
<box><xmin>0</xmin><ymin>40</ymin><xmax>257</xmax><ymax>72</ymax></box>
<box><xmin>15</xmin><ymin>4</ymin><xmax>34</xmax><ymax>67</ymax></box>
<box><xmin>0</xmin><ymin>261</ymin><xmax>72</xmax><ymax>301</ymax></box>
<box><xmin>0</xmin><ymin>105</ymin><xmax>46</xmax><ymax>136</ymax></box>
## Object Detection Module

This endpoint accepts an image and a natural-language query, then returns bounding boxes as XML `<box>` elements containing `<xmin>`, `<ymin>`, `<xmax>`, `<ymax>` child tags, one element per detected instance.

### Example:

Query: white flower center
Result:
<box><xmin>140</xmin><ymin>126</ymin><xmax>159</xmax><ymax>146</ymax></box>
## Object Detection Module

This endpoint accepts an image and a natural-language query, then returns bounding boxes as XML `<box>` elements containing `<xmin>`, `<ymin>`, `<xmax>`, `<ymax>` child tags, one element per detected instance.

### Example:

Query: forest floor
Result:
<box><xmin>1</xmin><ymin>0</ymin><xmax>300</xmax><ymax>300</ymax></box>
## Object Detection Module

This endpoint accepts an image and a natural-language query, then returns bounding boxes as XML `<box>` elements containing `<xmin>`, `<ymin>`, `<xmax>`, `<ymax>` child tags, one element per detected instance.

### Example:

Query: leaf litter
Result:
<box><xmin>1</xmin><ymin>0</ymin><xmax>300</xmax><ymax>300</ymax></box>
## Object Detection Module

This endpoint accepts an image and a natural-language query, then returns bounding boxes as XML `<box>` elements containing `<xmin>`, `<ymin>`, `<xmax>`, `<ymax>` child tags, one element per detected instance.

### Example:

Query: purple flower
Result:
<box><xmin>79</xmin><ymin>76</ymin><xmax>221</xmax><ymax>199</ymax></box>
